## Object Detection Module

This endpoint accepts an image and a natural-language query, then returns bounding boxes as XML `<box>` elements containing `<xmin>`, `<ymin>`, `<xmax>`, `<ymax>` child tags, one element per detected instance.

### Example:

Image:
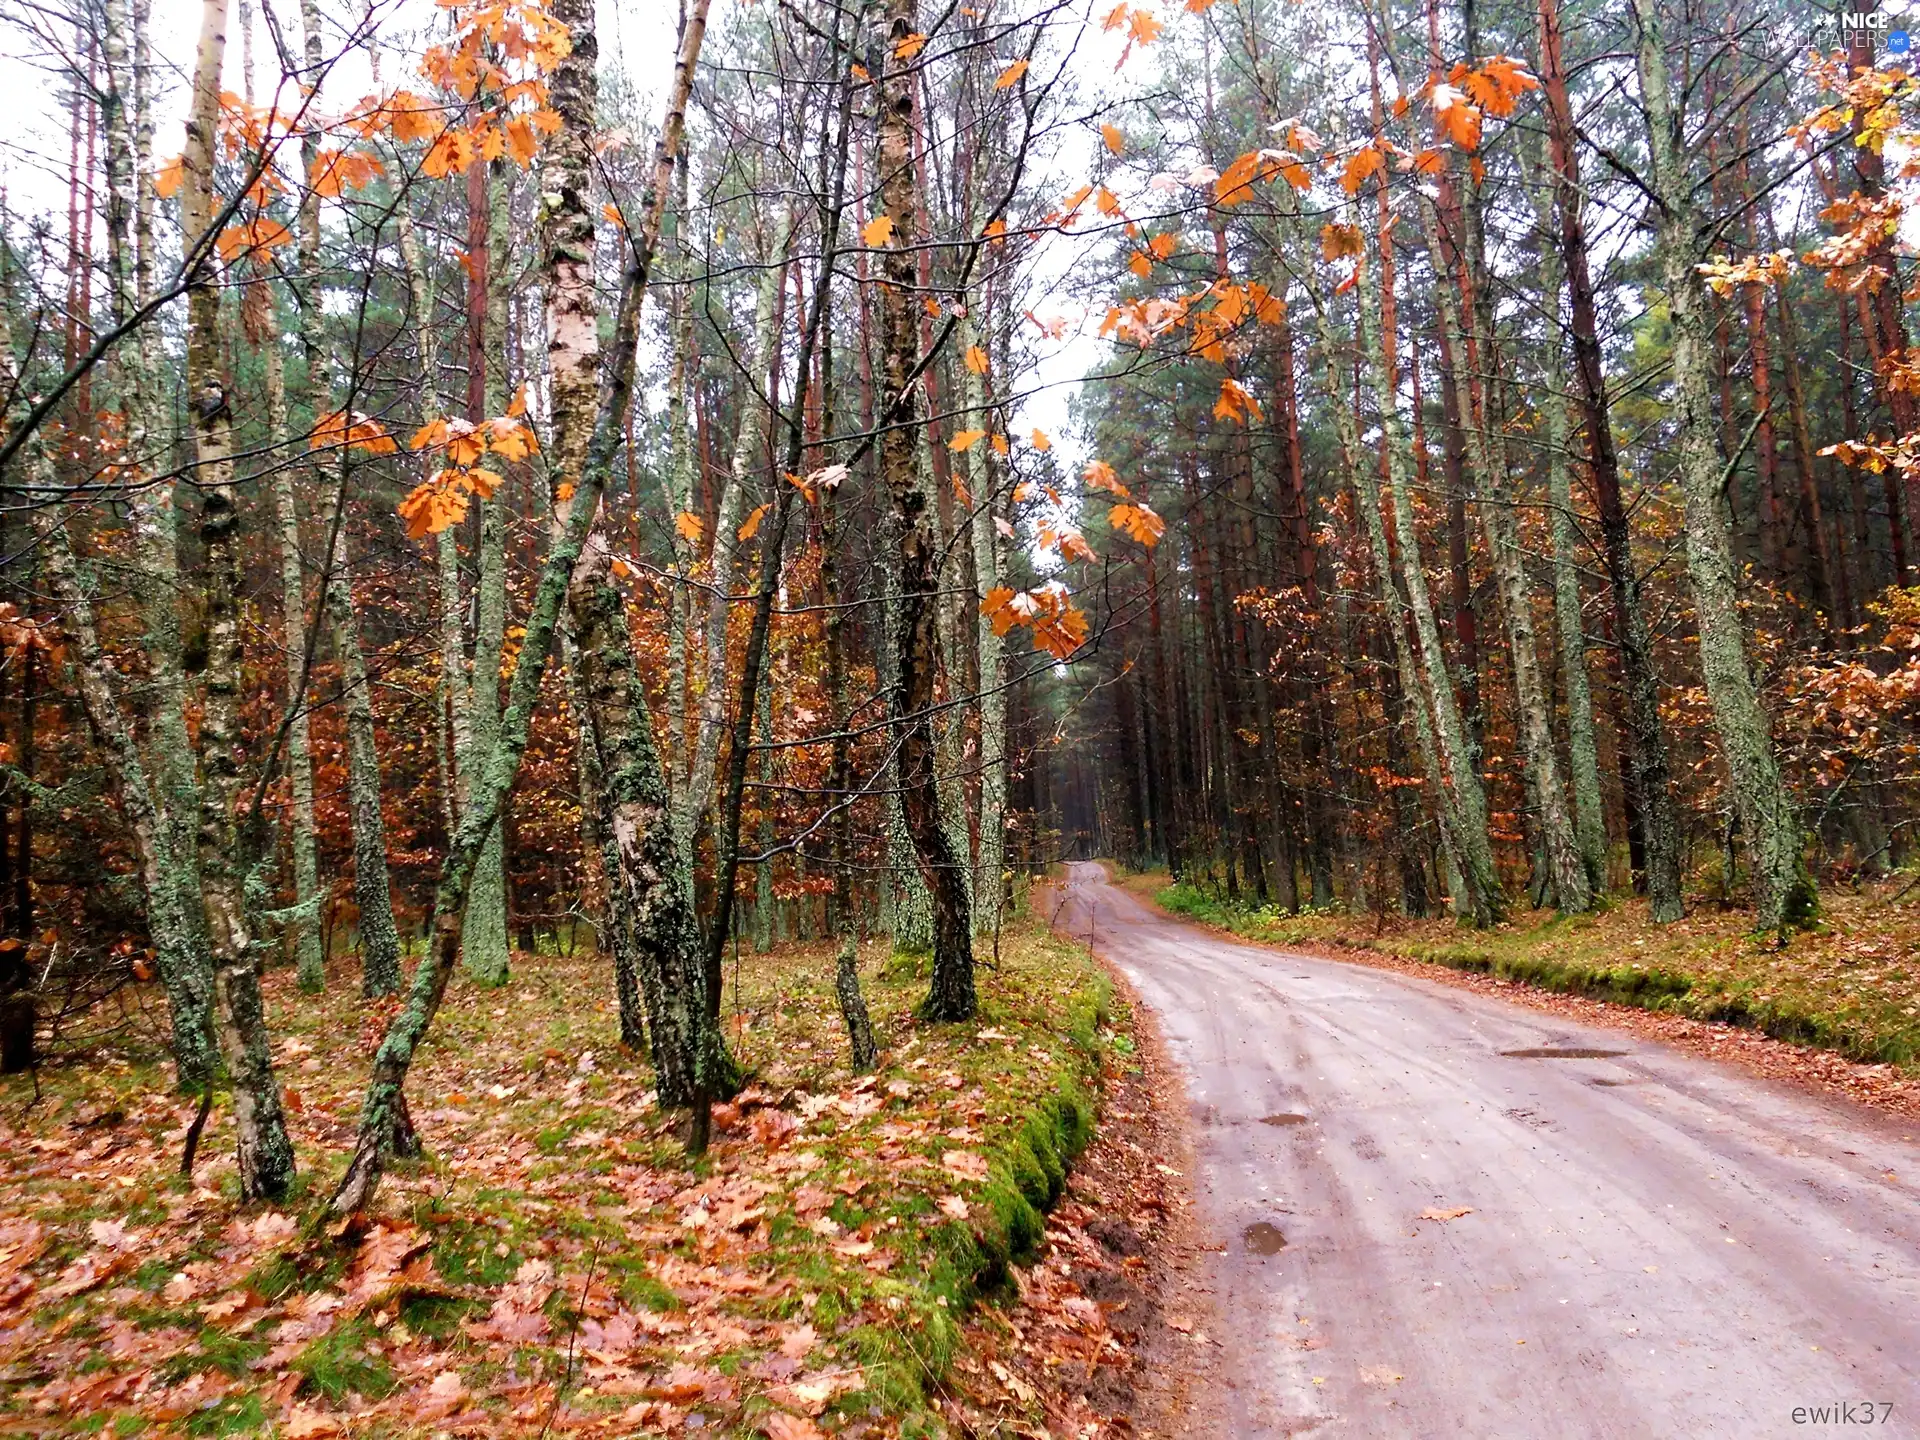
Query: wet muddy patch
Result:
<box><xmin>1242</xmin><ymin>1221</ymin><xmax>1288</xmax><ymax>1255</ymax></box>
<box><xmin>1501</xmin><ymin>1046</ymin><xmax>1628</xmax><ymax>1059</ymax></box>
<box><xmin>1260</xmin><ymin>1112</ymin><xmax>1308</xmax><ymax>1127</ymax></box>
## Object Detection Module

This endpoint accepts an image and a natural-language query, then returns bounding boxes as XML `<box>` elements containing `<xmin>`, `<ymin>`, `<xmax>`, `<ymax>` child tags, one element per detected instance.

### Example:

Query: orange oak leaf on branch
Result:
<box><xmin>1083</xmin><ymin>459</ymin><xmax>1129</xmax><ymax>496</ymax></box>
<box><xmin>1109</xmin><ymin>500</ymin><xmax>1165</xmax><ymax>546</ymax></box>
<box><xmin>398</xmin><ymin>466</ymin><xmax>503</xmax><ymax>539</ymax></box>
<box><xmin>309</xmin><ymin>410</ymin><xmax>398</xmax><ymax>456</ymax></box>
<box><xmin>1696</xmin><ymin>250</ymin><xmax>1796</xmax><ymax>295</ymax></box>
<box><xmin>1214</xmin><ymin>376</ymin><xmax>1262</xmax><ymax>424</ymax></box>
<box><xmin>984</xmin><ymin>582</ymin><xmax>1091</xmax><ymax>659</ymax></box>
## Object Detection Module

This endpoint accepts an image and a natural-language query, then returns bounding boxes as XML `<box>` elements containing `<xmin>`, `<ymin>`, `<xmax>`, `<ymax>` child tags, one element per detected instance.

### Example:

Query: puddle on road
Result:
<box><xmin>1261</xmin><ymin>1113</ymin><xmax>1309</xmax><ymax>1127</ymax></box>
<box><xmin>1242</xmin><ymin>1221</ymin><xmax>1288</xmax><ymax>1255</ymax></box>
<box><xmin>1501</xmin><ymin>1046</ymin><xmax>1628</xmax><ymax>1059</ymax></box>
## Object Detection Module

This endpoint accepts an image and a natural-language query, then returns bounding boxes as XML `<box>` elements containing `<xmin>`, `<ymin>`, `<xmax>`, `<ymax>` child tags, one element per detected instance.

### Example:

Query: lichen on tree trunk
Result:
<box><xmin>875</xmin><ymin>0</ymin><xmax>975</xmax><ymax>1018</ymax></box>
<box><xmin>183</xmin><ymin>0</ymin><xmax>295</xmax><ymax>1199</ymax></box>
<box><xmin>1631</xmin><ymin>0</ymin><xmax>1815</xmax><ymax>933</ymax></box>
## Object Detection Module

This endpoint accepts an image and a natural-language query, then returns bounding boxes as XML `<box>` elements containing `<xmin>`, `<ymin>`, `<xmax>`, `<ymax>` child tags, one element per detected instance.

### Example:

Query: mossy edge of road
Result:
<box><xmin>1130</xmin><ymin>872</ymin><xmax>1920</xmax><ymax>1072</ymax></box>
<box><xmin>850</xmin><ymin>931</ymin><xmax>1109</xmax><ymax>1432</ymax></box>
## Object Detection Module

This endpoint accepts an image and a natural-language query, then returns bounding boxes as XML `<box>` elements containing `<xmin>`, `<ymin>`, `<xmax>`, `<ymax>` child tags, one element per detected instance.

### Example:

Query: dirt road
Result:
<box><xmin>1052</xmin><ymin>863</ymin><xmax>1920</xmax><ymax>1438</ymax></box>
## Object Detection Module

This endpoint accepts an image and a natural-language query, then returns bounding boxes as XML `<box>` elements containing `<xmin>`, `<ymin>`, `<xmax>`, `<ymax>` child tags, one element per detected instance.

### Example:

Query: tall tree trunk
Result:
<box><xmin>818</xmin><ymin>286</ymin><xmax>877</xmax><ymax>1066</ymax></box>
<box><xmin>1533</xmin><ymin>210</ymin><xmax>1609</xmax><ymax>897</ymax></box>
<box><xmin>81</xmin><ymin>0</ymin><xmax>217</xmax><ymax>1083</ymax></box>
<box><xmin>331</xmin><ymin>0</ymin><xmax>717</xmax><ymax>1216</ymax></box>
<box><xmin>264</xmin><ymin>308</ymin><xmax>326</xmax><ymax>990</ymax></box>
<box><xmin>963</xmin><ymin>310</ymin><xmax>1009</xmax><ymax>935</ymax></box>
<box><xmin>184</xmin><ymin>0</ymin><xmax>295</xmax><ymax>1199</ymax></box>
<box><xmin>1319</xmin><ymin>299</ymin><xmax>1471</xmax><ymax>919</ymax></box>
<box><xmin>676</xmin><ymin>209</ymin><xmax>793</xmax><ymax>850</ymax></box>
<box><xmin>128</xmin><ymin>0</ymin><xmax>213</xmax><ymax>1082</ymax></box>
<box><xmin>1541</xmin><ymin>0</ymin><xmax>1684</xmax><ymax>919</ymax></box>
<box><xmin>546</xmin><ymin>0</ymin><xmax>733</xmax><ymax>1110</ymax></box>
<box><xmin>462</xmin><ymin>160</ymin><xmax>513</xmax><ymax>986</ymax></box>
<box><xmin>1355</xmin><ymin>222</ymin><xmax>1503</xmax><ymax>924</ymax></box>
<box><xmin>1631</xmin><ymin>0</ymin><xmax>1815</xmax><ymax>932</ymax></box>
<box><xmin>877</xmin><ymin>0</ymin><xmax>974</xmax><ymax>1018</ymax></box>
<box><xmin>295</xmin><ymin>0</ymin><xmax>401</xmax><ymax>995</ymax></box>
<box><xmin>1420</xmin><ymin>186</ymin><xmax>1590</xmax><ymax>914</ymax></box>
<box><xmin>237</xmin><ymin>0</ymin><xmax>325</xmax><ymax>992</ymax></box>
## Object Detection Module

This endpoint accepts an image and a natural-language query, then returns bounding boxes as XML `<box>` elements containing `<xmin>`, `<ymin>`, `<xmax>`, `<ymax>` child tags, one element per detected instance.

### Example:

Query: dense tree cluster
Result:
<box><xmin>1060</xmin><ymin>0</ymin><xmax>1920</xmax><ymax>942</ymax></box>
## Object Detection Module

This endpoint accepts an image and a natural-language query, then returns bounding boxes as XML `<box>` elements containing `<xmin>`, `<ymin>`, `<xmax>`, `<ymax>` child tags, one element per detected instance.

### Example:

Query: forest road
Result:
<box><xmin>1051</xmin><ymin>863</ymin><xmax>1920</xmax><ymax>1439</ymax></box>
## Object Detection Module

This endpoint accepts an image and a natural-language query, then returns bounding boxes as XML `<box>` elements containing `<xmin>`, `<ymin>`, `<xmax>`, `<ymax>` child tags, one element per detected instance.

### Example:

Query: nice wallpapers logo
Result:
<box><xmin>1814</xmin><ymin>3</ymin><xmax>1915</xmax><ymax>57</ymax></box>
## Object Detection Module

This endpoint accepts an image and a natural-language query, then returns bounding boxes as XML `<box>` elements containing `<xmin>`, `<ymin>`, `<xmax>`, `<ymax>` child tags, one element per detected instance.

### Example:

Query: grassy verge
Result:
<box><xmin>0</xmin><ymin>915</ymin><xmax>1112</xmax><ymax>1438</ymax></box>
<box><xmin>1131</xmin><ymin>871</ymin><xmax>1920</xmax><ymax>1070</ymax></box>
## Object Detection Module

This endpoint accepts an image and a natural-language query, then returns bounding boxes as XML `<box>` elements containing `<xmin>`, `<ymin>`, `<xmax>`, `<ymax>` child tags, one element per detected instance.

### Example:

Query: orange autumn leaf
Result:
<box><xmin>310</xmin><ymin>409</ymin><xmax>398</xmax><ymax>456</ymax></box>
<box><xmin>1465</xmin><ymin>54</ymin><xmax>1539</xmax><ymax>118</ymax></box>
<box><xmin>984</xmin><ymin>217</ymin><xmax>1008</xmax><ymax>244</ymax></box>
<box><xmin>1128</xmin><ymin>251</ymin><xmax>1153</xmax><ymax>277</ymax></box>
<box><xmin>505</xmin><ymin>115</ymin><xmax>540</xmax><ymax>165</ymax></box>
<box><xmin>965</xmin><ymin>345</ymin><xmax>990</xmax><ymax>374</ymax></box>
<box><xmin>983</xmin><ymin>585</ymin><xmax>1022</xmax><ymax>636</ymax></box>
<box><xmin>155</xmin><ymin>153</ymin><xmax>186</xmax><ymax>198</ymax></box>
<box><xmin>215</xmin><ymin>219</ymin><xmax>293</xmax><ymax>263</ymax></box>
<box><xmin>422</xmin><ymin>126</ymin><xmax>477</xmax><ymax>177</ymax></box>
<box><xmin>1216</xmin><ymin>150</ymin><xmax>1265</xmax><ymax>206</ymax></box>
<box><xmin>309</xmin><ymin>147</ymin><xmax>383</xmax><ymax>197</ymax></box>
<box><xmin>484</xmin><ymin>416</ymin><xmax>539</xmax><ymax>462</ymax></box>
<box><xmin>995</xmin><ymin>59</ymin><xmax>1029</xmax><ymax>89</ymax></box>
<box><xmin>894</xmin><ymin>30</ymin><xmax>928</xmax><ymax>60</ymax></box>
<box><xmin>1320</xmin><ymin>222</ymin><xmax>1364</xmax><ymax>260</ymax></box>
<box><xmin>1102</xmin><ymin>123</ymin><xmax>1125</xmax><ymax>154</ymax></box>
<box><xmin>1127</xmin><ymin>8</ymin><xmax>1162</xmax><ymax>45</ymax></box>
<box><xmin>1030</xmin><ymin>427</ymin><xmax>1052</xmax><ymax>451</ymax></box>
<box><xmin>1434</xmin><ymin>91</ymin><xmax>1483</xmax><ymax>151</ymax></box>
<box><xmin>949</xmin><ymin>428</ymin><xmax>987</xmax><ymax>452</ymax></box>
<box><xmin>1214</xmin><ymin>376</ymin><xmax>1263</xmax><ymax>424</ymax></box>
<box><xmin>990</xmin><ymin>432</ymin><xmax>1010</xmax><ymax>456</ymax></box>
<box><xmin>602</xmin><ymin>202</ymin><xmax>626</xmax><ymax>229</ymax></box>
<box><xmin>1148</xmin><ymin>229</ymin><xmax>1180</xmax><ymax>259</ymax></box>
<box><xmin>1083</xmin><ymin>459</ymin><xmax>1129</xmax><ymax>496</ymax></box>
<box><xmin>1109</xmin><ymin>500</ymin><xmax>1165</xmax><ymax>546</ymax></box>
<box><xmin>1339</xmin><ymin>147</ymin><xmax>1385</xmax><ymax>195</ymax></box>
<box><xmin>737</xmin><ymin>503</ymin><xmax>770</xmax><ymax>541</ymax></box>
<box><xmin>386</xmin><ymin>91</ymin><xmax>439</xmax><ymax>144</ymax></box>
<box><xmin>442</xmin><ymin>420</ymin><xmax>484</xmax><ymax>468</ymax></box>
<box><xmin>862</xmin><ymin>214</ymin><xmax>896</xmax><ymax>247</ymax></box>
<box><xmin>675</xmin><ymin>510</ymin><xmax>704</xmax><ymax>543</ymax></box>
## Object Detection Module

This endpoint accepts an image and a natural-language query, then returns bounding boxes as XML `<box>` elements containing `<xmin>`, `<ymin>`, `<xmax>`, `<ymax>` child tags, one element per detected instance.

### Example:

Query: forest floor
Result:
<box><xmin>0</xmin><ymin>913</ymin><xmax>1152</xmax><ymax>1439</ymax></box>
<box><xmin>1125</xmin><ymin>870</ymin><xmax>1920</xmax><ymax>1117</ymax></box>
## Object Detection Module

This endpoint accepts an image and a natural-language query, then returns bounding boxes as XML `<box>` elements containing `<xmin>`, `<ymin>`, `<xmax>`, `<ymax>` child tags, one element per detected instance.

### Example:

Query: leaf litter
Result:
<box><xmin>0</xmin><ymin>920</ymin><xmax>1114</xmax><ymax>1437</ymax></box>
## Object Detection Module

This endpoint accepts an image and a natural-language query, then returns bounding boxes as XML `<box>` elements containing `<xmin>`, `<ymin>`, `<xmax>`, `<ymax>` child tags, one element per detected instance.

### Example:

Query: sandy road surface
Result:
<box><xmin>1052</xmin><ymin>863</ymin><xmax>1920</xmax><ymax>1438</ymax></box>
